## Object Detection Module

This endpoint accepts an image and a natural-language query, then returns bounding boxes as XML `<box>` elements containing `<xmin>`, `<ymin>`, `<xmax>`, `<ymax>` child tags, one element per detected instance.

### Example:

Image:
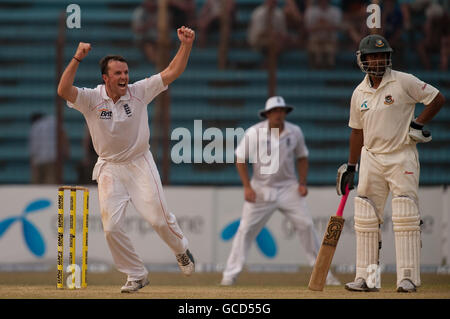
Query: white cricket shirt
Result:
<box><xmin>349</xmin><ymin>68</ymin><xmax>439</xmax><ymax>154</ymax></box>
<box><xmin>68</xmin><ymin>74</ymin><xmax>167</xmax><ymax>163</ymax></box>
<box><xmin>235</xmin><ymin>120</ymin><xmax>309</xmax><ymax>189</ymax></box>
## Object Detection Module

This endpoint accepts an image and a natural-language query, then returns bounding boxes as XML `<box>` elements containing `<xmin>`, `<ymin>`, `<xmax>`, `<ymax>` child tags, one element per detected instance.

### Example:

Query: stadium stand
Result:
<box><xmin>0</xmin><ymin>0</ymin><xmax>449</xmax><ymax>185</ymax></box>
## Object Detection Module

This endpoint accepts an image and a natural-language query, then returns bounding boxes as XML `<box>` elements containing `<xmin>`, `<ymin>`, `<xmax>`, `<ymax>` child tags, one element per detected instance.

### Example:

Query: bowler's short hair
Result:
<box><xmin>99</xmin><ymin>55</ymin><xmax>128</xmax><ymax>75</ymax></box>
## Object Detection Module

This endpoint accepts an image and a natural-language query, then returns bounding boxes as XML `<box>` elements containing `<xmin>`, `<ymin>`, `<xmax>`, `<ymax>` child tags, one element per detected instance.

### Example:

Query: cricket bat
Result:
<box><xmin>308</xmin><ymin>186</ymin><xmax>350</xmax><ymax>291</ymax></box>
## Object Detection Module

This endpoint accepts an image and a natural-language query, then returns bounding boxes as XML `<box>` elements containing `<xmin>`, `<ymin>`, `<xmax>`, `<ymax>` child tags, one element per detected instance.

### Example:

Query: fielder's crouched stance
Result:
<box><xmin>337</xmin><ymin>35</ymin><xmax>445</xmax><ymax>293</ymax></box>
<box><xmin>57</xmin><ymin>27</ymin><xmax>196</xmax><ymax>293</ymax></box>
<box><xmin>221</xmin><ymin>97</ymin><xmax>340</xmax><ymax>287</ymax></box>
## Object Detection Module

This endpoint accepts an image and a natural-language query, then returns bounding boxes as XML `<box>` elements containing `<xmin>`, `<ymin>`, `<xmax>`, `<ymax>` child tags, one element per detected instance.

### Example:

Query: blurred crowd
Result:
<box><xmin>131</xmin><ymin>0</ymin><xmax>449</xmax><ymax>70</ymax></box>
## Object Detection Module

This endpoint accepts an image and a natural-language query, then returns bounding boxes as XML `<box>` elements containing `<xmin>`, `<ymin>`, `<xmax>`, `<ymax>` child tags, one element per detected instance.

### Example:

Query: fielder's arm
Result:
<box><xmin>161</xmin><ymin>26</ymin><xmax>195</xmax><ymax>86</ymax></box>
<box><xmin>236</xmin><ymin>160</ymin><xmax>256</xmax><ymax>203</ymax></box>
<box><xmin>57</xmin><ymin>42</ymin><xmax>91</xmax><ymax>103</ymax></box>
<box><xmin>415</xmin><ymin>92</ymin><xmax>445</xmax><ymax>125</ymax></box>
<box><xmin>296</xmin><ymin>157</ymin><xmax>308</xmax><ymax>196</ymax></box>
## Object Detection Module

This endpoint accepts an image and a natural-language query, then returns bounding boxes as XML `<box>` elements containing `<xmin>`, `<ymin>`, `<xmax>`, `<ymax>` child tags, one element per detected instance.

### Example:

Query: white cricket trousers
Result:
<box><xmin>222</xmin><ymin>184</ymin><xmax>321</xmax><ymax>280</ymax></box>
<box><xmin>357</xmin><ymin>144</ymin><xmax>419</xmax><ymax>216</ymax></box>
<box><xmin>95</xmin><ymin>151</ymin><xmax>188</xmax><ymax>281</ymax></box>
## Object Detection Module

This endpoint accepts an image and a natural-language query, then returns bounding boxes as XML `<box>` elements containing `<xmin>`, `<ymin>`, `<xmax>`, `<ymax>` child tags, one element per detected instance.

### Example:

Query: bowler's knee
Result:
<box><xmin>104</xmin><ymin>229</ymin><xmax>119</xmax><ymax>243</ymax></box>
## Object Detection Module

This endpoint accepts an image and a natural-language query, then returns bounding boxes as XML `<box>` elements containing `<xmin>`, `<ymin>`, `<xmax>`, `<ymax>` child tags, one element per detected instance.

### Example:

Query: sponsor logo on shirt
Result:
<box><xmin>99</xmin><ymin>108</ymin><xmax>112</xmax><ymax>120</ymax></box>
<box><xmin>360</xmin><ymin>100</ymin><xmax>369</xmax><ymax>111</ymax></box>
<box><xmin>422</xmin><ymin>83</ymin><xmax>427</xmax><ymax>91</ymax></box>
<box><xmin>404</xmin><ymin>171</ymin><xmax>414</xmax><ymax>175</ymax></box>
<box><xmin>384</xmin><ymin>95</ymin><xmax>394</xmax><ymax>105</ymax></box>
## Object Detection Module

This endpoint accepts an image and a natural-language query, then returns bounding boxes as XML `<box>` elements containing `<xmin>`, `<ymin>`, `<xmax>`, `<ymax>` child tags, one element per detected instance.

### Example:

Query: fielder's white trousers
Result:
<box><xmin>222</xmin><ymin>184</ymin><xmax>321</xmax><ymax>280</ymax></box>
<box><xmin>95</xmin><ymin>151</ymin><xmax>188</xmax><ymax>281</ymax></box>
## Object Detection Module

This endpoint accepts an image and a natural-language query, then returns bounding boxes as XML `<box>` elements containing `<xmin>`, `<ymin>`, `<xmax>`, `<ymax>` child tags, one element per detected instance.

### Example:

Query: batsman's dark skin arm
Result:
<box><xmin>415</xmin><ymin>92</ymin><xmax>445</xmax><ymax>125</ymax></box>
<box><xmin>348</xmin><ymin>128</ymin><xmax>364</xmax><ymax>165</ymax></box>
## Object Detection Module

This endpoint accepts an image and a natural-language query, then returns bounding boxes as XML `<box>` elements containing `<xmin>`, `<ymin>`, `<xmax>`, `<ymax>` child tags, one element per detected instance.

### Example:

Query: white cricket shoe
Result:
<box><xmin>325</xmin><ymin>272</ymin><xmax>341</xmax><ymax>286</ymax></box>
<box><xmin>345</xmin><ymin>277</ymin><xmax>379</xmax><ymax>292</ymax></box>
<box><xmin>397</xmin><ymin>279</ymin><xmax>416</xmax><ymax>293</ymax></box>
<box><xmin>120</xmin><ymin>277</ymin><xmax>149</xmax><ymax>293</ymax></box>
<box><xmin>220</xmin><ymin>277</ymin><xmax>236</xmax><ymax>286</ymax></box>
<box><xmin>176</xmin><ymin>249</ymin><xmax>195</xmax><ymax>276</ymax></box>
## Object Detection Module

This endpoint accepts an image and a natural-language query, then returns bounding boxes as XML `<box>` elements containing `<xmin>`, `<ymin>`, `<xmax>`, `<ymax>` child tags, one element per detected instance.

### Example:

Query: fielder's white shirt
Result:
<box><xmin>349</xmin><ymin>68</ymin><xmax>439</xmax><ymax>154</ymax></box>
<box><xmin>235</xmin><ymin>120</ymin><xmax>309</xmax><ymax>190</ymax></box>
<box><xmin>67</xmin><ymin>74</ymin><xmax>167</xmax><ymax>163</ymax></box>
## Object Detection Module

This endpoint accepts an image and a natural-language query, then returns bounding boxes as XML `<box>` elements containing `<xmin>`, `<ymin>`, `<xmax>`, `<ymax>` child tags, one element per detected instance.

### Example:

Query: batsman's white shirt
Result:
<box><xmin>67</xmin><ymin>74</ymin><xmax>188</xmax><ymax>281</ymax></box>
<box><xmin>349</xmin><ymin>68</ymin><xmax>439</xmax><ymax>154</ymax></box>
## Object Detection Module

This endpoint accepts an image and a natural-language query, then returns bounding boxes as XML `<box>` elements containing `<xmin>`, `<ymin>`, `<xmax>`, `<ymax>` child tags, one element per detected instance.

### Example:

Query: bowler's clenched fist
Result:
<box><xmin>177</xmin><ymin>26</ymin><xmax>195</xmax><ymax>45</ymax></box>
<box><xmin>74</xmin><ymin>42</ymin><xmax>91</xmax><ymax>61</ymax></box>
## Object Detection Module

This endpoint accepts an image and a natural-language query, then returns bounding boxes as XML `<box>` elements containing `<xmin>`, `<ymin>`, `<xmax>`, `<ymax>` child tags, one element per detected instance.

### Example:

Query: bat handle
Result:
<box><xmin>336</xmin><ymin>185</ymin><xmax>350</xmax><ymax>217</ymax></box>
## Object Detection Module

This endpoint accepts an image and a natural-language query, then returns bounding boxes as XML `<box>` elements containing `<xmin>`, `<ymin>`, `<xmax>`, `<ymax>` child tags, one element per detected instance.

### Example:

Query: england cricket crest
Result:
<box><xmin>123</xmin><ymin>104</ymin><xmax>132</xmax><ymax>117</ymax></box>
<box><xmin>323</xmin><ymin>216</ymin><xmax>345</xmax><ymax>247</ymax></box>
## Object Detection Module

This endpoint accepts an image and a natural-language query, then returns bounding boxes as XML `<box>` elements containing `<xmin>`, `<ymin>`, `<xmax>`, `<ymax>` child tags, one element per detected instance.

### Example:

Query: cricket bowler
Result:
<box><xmin>57</xmin><ymin>26</ymin><xmax>196</xmax><ymax>293</ymax></box>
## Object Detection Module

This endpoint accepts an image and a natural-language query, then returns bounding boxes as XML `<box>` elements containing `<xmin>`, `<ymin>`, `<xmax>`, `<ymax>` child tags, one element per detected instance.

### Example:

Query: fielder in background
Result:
<box><xmin>221</xmin><ymin>96</ymin><xmax>341</xmax><ymax>286</ymax></box>
<box><xmin>57</xmin><ymin>26</ymin><xmax>196</xmax><ymax>293</ymax></box>
<box><xmin>338</xmin><ymin>34</ymin><xmax>445</xmax><ymax>293</ymax></box>
<box><xmin>29</xmin><ymin>113</ymin><xmax>69</xmax><ymax>184</ymax></box>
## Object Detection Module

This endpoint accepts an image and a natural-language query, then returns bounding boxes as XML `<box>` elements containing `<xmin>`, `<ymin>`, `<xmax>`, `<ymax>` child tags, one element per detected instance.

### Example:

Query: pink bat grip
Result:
<box><xmin>336</xmin><ymin>185</ymin><xmax>350</xmax><ymax>217</ymax></box>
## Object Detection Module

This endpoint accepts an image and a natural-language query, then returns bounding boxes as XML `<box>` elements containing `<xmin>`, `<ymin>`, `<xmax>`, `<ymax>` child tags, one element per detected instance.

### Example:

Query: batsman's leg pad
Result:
<box><xmin>354</xmin><ymin>196</ymin><xmax>380</xmax><ymax>281</ymax></box>
<box><xmin>392</xmin><ymin>196</ymin><xmax>421</xmax><ymax>287</ymax></box>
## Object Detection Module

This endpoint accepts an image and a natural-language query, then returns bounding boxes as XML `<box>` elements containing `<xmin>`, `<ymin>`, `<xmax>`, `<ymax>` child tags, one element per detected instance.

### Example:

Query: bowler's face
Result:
<box><xmin>103</xmin><ymin>60</ymin><xmax>129</xmax><ymax>97</ymax></box>
<box><xmin>266</xmin><ymin>107</ymin><xmax>286</xmax><ymax>126</ymax></box>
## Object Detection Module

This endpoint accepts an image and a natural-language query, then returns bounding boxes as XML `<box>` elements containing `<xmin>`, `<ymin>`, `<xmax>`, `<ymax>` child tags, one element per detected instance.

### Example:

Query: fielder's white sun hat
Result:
<box><xmin>259</xmin><ymin>96</ymin><xmax>294</xmax><ymax>118</ymax></box>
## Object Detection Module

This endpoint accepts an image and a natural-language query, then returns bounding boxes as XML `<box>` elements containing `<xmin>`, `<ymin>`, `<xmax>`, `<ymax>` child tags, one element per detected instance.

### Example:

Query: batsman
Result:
<box><xmin>338</xmin><ymin>34</ymin><xmax>445</xmax><ymax>292</ymax></box>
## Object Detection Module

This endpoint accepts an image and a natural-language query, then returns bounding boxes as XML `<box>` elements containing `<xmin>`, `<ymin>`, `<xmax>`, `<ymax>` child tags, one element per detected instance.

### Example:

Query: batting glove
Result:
<box><xmin>336</xmin><ymin>163</ymin><xmax>356</xmax><ymax>196</ymax></box>
<box><xmin>409</xmin><ymin>121</ymin><xmax>432</xmax><ymax>143</ymax></box>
